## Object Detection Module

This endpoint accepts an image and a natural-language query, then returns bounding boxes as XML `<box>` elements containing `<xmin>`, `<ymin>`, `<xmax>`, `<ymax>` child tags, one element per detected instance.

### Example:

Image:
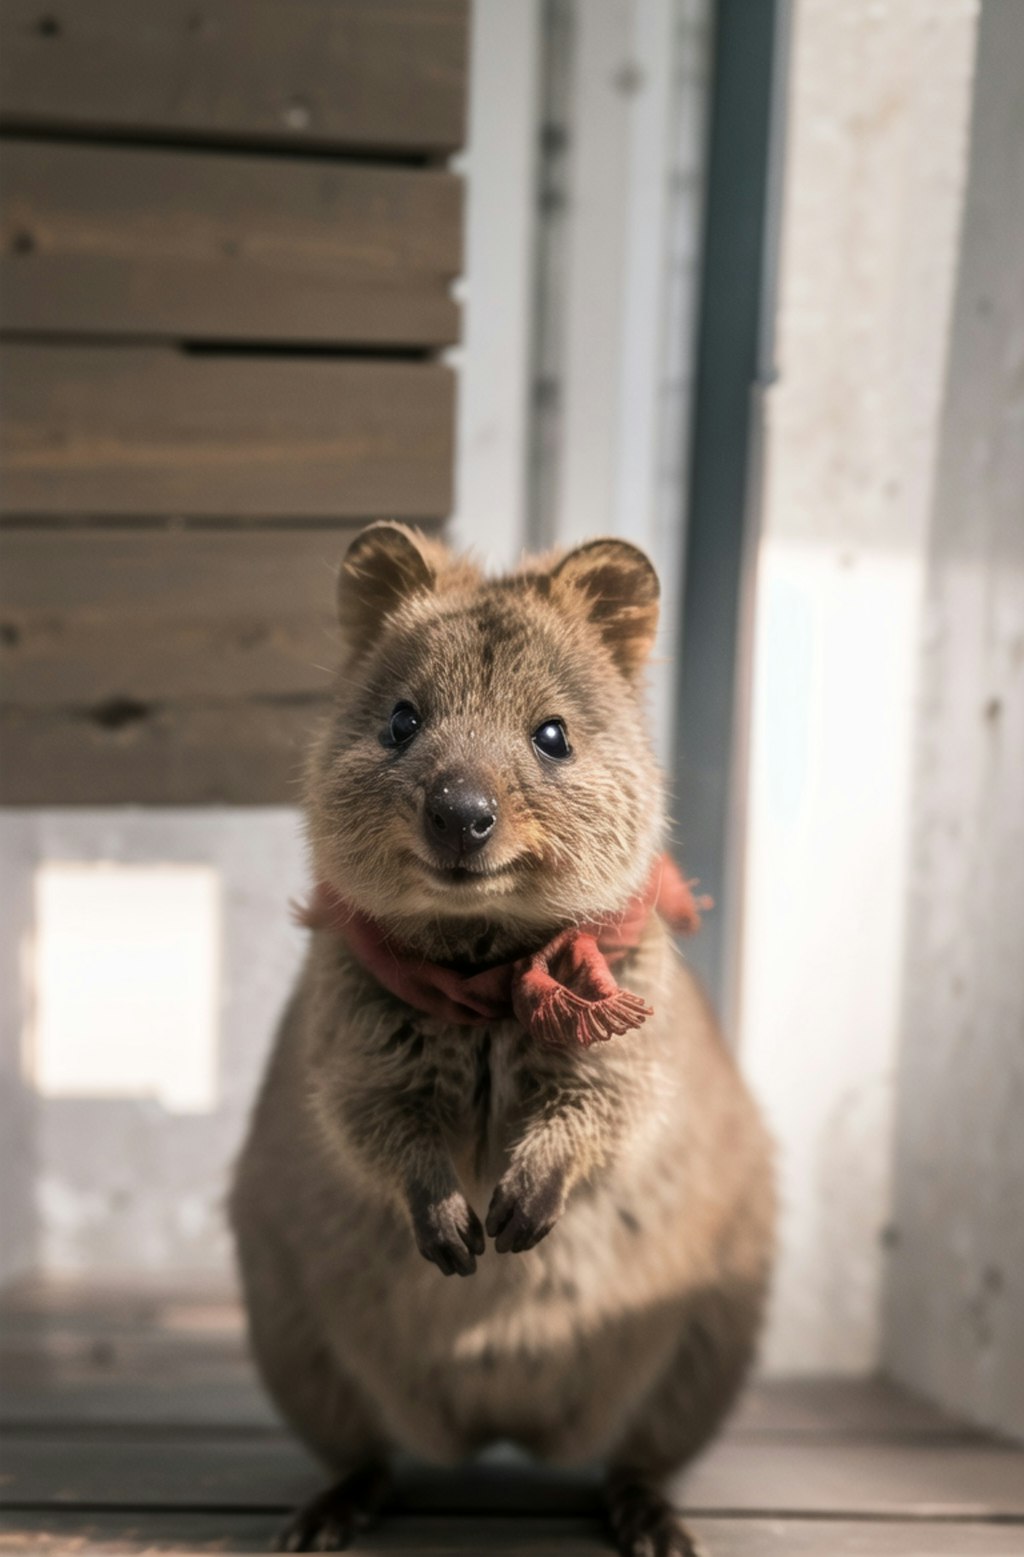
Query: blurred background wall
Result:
<box><xmin>1</xmin><ymin>0</ymin><xmax>1021</xmax><ymax>1441</ymax></box>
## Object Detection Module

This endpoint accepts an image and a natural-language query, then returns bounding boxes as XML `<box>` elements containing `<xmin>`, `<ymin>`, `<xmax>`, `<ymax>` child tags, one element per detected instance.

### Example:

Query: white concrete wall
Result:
<box><xmin>883</xmin><ymin>0</ymin><xmax>1024</xmax><ymax>1442</ymax></box>
<box><xmin>737</xmin><ymin>0</ymin><xmax>980</xmax><ymax>1374</ymax></box>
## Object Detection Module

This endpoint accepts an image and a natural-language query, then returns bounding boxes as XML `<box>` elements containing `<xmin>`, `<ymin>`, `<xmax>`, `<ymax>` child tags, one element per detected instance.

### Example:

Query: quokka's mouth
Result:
<box><xmin>416</xmin><ymin>856</ymin><xmax>524</xmax><ymax>887</ymax></box>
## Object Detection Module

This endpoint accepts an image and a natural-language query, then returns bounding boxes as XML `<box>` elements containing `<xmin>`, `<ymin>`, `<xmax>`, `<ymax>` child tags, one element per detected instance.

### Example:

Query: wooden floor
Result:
<box><xmin>1</xmin><ymin>1282</ymin><xmax>1022</xmax><ymax>1555</ymax></box>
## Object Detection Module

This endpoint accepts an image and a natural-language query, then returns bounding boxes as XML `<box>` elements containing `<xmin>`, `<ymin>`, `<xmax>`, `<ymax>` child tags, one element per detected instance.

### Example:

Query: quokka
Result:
<box><xmin>230</xmin><ymin>523</ymin><xmax>775</xmax><ymax>1554</ymax></box>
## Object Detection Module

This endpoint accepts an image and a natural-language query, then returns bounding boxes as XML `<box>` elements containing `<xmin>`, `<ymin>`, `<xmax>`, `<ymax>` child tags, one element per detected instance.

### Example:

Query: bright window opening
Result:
<box><xmin>30</xmin><ymin>863</ymin><xmax>221</xmax><ymax>1113</ymax></box>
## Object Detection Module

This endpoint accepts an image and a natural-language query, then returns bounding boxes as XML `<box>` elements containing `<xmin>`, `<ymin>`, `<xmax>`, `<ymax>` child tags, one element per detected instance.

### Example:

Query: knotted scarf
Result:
<box><xmin>298</xmin><ymin>854</ymin><xmax>708</xmax><ymax>1048</ymax></box>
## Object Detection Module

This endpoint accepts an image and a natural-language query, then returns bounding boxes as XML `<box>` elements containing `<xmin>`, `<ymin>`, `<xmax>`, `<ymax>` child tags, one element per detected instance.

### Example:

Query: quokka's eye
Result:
<box><xmin>385</xmin><ymin>701</ymin><xmax>421</xmax><ymax>748</ymax></box>
<box><xmin>532</xmin><ymin>718</ymin><xmax>572</xmax><ymax>761</ymax></box>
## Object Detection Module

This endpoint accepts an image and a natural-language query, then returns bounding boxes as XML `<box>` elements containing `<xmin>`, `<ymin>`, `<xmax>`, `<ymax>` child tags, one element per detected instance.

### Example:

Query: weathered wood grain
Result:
<box><xmin>0</xmin><ymin>0</ymin><xmax>469</xmax><ymax>155</ymax></box>
<box><xmin>0</xmin><ymin>527</ymin><xmax>358</xmax><ymax>704</ymax></box>
<box><xmin>0</xmin><ymin>699</ymin><xmax>321</xmax><ymax>805</ymax></box>
<box><xmin>0</xmin><ymin>347</ymin><xmax>454</xmax><ymax>518</ymax></box>
<box><xmin>0</xmin><ymin>141</ymin><xmax>461</xmax><ymax>346</ymax></box>
<box><xmin>1</xmin><ymin>255</ymin><xmax>460</xmax><ymax>349</ymax></box>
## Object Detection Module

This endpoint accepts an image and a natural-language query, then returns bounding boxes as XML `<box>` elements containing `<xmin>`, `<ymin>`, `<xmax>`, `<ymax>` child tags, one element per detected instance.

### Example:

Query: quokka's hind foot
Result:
<box><xmin>605</xmin><ymin>1469</ymin><xmax>705</xmax><ymax>1557</ymax></box>
<box><xmin>274</xmin><ymin>1461</ymin><xmax>390</xmax><ymax>1552</ymax></box>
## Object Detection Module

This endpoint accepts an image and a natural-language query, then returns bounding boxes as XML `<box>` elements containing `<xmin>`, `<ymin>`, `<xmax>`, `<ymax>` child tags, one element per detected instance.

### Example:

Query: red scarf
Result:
<box><xmin>298</xmin><ymin>855</ymin><xmax>708</xmax><ymax>1048</ymax></box>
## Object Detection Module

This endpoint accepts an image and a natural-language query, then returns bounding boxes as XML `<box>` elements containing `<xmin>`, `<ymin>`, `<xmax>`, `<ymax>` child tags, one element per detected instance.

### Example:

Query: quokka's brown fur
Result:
<box><xmin>230</xmin><ymin>523</ymin><xmax>775</xmax><ymax>1554</ymax></box>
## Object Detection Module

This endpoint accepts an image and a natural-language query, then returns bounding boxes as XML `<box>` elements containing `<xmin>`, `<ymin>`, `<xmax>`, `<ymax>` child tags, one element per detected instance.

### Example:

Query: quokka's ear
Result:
<box><xmin>549</xmin><ymin>538</ymin><xmax>660</xmax><ymax>676</ymax></box>
<box><xmin>337</xmin><ymin>522</ymin><xmax>436</xmax><ymax>645</ymax></box>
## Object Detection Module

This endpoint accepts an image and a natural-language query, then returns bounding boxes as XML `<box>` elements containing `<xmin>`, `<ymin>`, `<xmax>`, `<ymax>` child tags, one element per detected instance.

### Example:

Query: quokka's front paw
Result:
<box><xmin>486</xmin><ymin>1164</ymin><xmax>567</xmax><ymax>1253</ymax></box>
<box><xmin>410</xmin><ymin>1188</ymin><xmax>485</xmax><ymax>1277</ymax></box>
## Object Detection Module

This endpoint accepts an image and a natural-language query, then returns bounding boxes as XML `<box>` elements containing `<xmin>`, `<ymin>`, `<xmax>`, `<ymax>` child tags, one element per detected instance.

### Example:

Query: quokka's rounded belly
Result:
<box><xmin>392</xmin><ymin>1298</ymin><xmax>683</xmax><ymax>1465</ymax></box>
<box><xmin>329</xmin><ymin>1205</ymin><xmax>689</xmax><ymax>1465</ymax></box>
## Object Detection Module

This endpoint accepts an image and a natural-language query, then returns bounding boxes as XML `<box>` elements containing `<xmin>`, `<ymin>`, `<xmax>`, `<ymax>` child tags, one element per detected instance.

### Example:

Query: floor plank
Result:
<box><xmin>0</xmin><ymin>1511</ymin><xmax>611</xmax><ymax>1554</ymax></box>
<box><xmin>2</xmin><ymin>1511</ymin><xmax>1023</xmax><ymax>1556</ymax></box>
<box><xmin>687</xmin><ymin>1522</ymin><xmax>1024</xmax><ymax>1557</ymax></box>
<box><xmin>677</xmin><ymin>1439</ymin><xmax>1024</xmax><ymax>1519</ymax></box>
<box><xmin>727</xmin><ymin>1376</ymin><xmax>983</xmax><ymax>1442</ymax></box>
<box><xmin>4</xmin><ymin>1434</ymin><xmax>1024</xmax><ymax>1519</ymax></box>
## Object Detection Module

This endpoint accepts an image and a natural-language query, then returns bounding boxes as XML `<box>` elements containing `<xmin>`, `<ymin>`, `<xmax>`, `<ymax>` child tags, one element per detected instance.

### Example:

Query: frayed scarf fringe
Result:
<box><xmin>519</xmin><ymin>985</ymin><xmax>655</xmax><ymax>1048</ymax></box>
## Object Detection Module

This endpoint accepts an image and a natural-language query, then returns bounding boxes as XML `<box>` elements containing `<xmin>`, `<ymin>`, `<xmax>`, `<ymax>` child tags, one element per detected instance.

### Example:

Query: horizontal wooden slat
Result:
<box><xmin>0</xmin><ymin>141</ymin><xmax>461</xmax><ymax>346</ymax></box>
<box><xmin>0</xmin><ymin>0</ymin><xmax>469</xmax><ymax>155</ymax></box>
<box><xmin>0</xmin><ymin>1432</ymin><xmax>318</xmax><ymax>1511</ymax></box>
<box><xmin>0</xmin><ymin>141</ymin><xmax>462</xmax><ymax>279</ymax></box>
<box><xmin>0</xmin><ymin>347</ymin><xmax>454</xmax><ymax>518</ymax></box>
<box><xmin>5</xmin><ymin>1434</ymin><xmax>1024</xmax><ymax>1518</ymax></box>
<box><xmin>0</xmin><ymin>699</ymin><xmax>321</xmax><ymax>805</ymax></box>
<box><xmin>0</xmin><ymin>527</ymin><xmax>362</xmax><ymax>705</ymax></box>
<box><xmin>1</xmin><ymin>256</ymin><xmax>460</xmax><ymax>349</ymax></box>
<box><xmin>3</xmin><ymin>1512</ymin><xmax>1024</xmax><ymax>1557</ymax></box>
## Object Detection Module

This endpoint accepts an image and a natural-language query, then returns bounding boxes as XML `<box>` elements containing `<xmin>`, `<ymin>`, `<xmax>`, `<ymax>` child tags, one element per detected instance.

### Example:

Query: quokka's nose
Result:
<box><xmin>425</xmin><ymin>774</ymin><xmax>497</xmax><ymax>860</ymax></box>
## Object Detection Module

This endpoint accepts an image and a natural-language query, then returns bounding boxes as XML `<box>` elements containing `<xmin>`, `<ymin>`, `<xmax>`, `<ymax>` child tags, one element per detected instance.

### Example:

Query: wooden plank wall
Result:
<box><xmin>0</xmin><ymin>0</ymin><xmax>468</xmax><ymax>803</ymax></box>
